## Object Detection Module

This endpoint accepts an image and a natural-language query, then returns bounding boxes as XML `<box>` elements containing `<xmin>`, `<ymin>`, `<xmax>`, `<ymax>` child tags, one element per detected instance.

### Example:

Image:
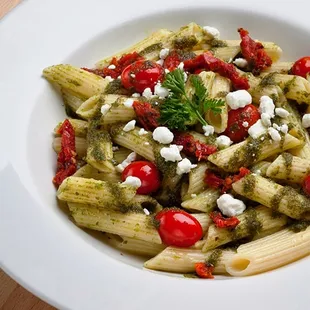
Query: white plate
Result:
<box><xmin>1</xmin><ymin>0</ymin><xmax>310</xmax><ymax>309</ymax></box>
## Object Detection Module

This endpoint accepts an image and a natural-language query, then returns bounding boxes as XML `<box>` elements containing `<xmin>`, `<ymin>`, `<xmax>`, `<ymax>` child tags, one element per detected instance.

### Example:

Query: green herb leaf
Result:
<box><xmin>159</xmin><ymin>69</ymin><xmax>225</xmax><ymax>130</ymax></box>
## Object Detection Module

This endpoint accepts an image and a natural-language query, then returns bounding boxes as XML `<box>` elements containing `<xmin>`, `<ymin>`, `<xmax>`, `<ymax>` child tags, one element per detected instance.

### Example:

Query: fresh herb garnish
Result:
<box><xmin>159</xmin><ymin>69</ymin><xmax>225</xmax><ymax>130</ymax></box>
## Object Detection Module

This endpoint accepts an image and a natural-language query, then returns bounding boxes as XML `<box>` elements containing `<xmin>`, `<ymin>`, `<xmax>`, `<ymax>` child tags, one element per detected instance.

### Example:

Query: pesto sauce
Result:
<box><xmin>282</xmin><ymin>152</ymin><xmax>293</xmax><ymax>177</ymax></box>
<box><xmin>173</xmin><ymin>36</ymin><xmax>198</xmax><ymax>49</ymax></box>
<box><xmin>289</xmin><ymin>220</ymin><xmax>310</xmax><ymax>233</ymax></box>
<box><xmin>242</xmin><ymin>174</ymin><xmax>256</xmax><ymax>196</ymax></box>
<box><xmin>225</xmin><ymin>136</ymin><xmax>265</xmax><ymax>171</ymax></box>
<box><xmin>104</xmin><ymin>79</ymin><xmax>131</xmax><ymax>95</ymax></box>
<box><xmin>283</xmin><ymin>77</ymin><xmax>296</xmax><ymax>94</ymax></box>
<box><xmin>270</xmin><ymin>185</ymin><xmax>310</xmax><ymax>217</ymax></box>
<box><xmin>206</xmin><ymin>249</ymin><xmax>223</xmax><ymax>267</ymax></box>
<box><xmin>259</xmin><ymin>73</ymin><xmax>277</xmax><ymax>87</ymax></box>
<box><xmin>209</xmin><ymin>39</ymin><xmax>228</xmax><ymax>48</ymax></box>
<box><xmin>140</xmin><ymin>43</ymin><xmax>162</xmax><ymax>56</ymax></box>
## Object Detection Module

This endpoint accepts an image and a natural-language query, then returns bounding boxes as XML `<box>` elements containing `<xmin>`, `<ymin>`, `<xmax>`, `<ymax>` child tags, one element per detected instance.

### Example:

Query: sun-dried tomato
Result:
<box><xmin>195</xmin><ymin>262</ymin><xmax>215</xmax><ymax>279</ymax></box>
<box><xmin>210</xmin><ymin>211</ymin><xmax>240</xmax><ymax>229</ymax></box>
<box><xmin>163</xmin><ymin>50</ymin><xmax>196</xmax><ymax>71</ymax></box>
<box><xmin>82</xmin><ymin>52</ymin><xmax>144</xmax><ymax>79</ymax></box>
<box><xmin>204</xmin><ymin>171</ymin><xmax>224</xmax><ymax>189</ymax></box>
<box><xmin>195</xmin><ymin>142</ymin><xmax>217</xmax><ymax>161</ymax></box>
<box><xmin>205</xmin><ymin>167</ymin><xmax>250</xmax><ymax>193</ymax></box>
<box><xmin>173</xmin><ymin>132</ymin><xmax>217</xmax><ymax>161</ymax></box>
<box><xmin>183</xmin><ymin>52</ymin><xmax>250</xmax><ymax>90</ymax></box>
<box><xmin>53</xmin><ymin>119</ymin><xmax>77</xmax><ymax>187</ymax></box>
<box><xmin>238</xmin><ymin>28</ymin><xmax>272</xmax><ymax>75</ymax></box>
<box><xmin>133</xmin><ymin>101</ymin><xmax>160</xmax><ymax>131</ymax></box>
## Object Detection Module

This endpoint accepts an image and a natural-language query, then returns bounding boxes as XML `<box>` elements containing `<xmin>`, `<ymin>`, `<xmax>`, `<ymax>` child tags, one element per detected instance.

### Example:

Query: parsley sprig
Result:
<box><xmin>159</xmin><ymin>69</ymin><xmax>225</xmax><ymax>130</ymax></box>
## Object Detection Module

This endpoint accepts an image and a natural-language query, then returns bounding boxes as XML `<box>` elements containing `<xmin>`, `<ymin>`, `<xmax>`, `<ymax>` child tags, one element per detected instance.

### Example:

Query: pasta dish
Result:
<box><xmin>43</xmin><ymin>23</ymin><xmax>310</xmax><ymax>278</ymax></box>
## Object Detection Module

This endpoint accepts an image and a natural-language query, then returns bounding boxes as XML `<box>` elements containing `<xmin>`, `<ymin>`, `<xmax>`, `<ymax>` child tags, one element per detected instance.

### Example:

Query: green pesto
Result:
<box><xmin>282</xmin><ymin>152</ymin><xmax>293</xmax><ymax>176</ymax></box>
<box><xmin>140</xmin><ymin>43</ymin><xmax>163</xmax><ymax>56</ymax></box>
<box><xmin>225</xmin><ymin>136</ymin><xmax>265</xmax><ymax>171</ymax></box>
<box><xmin>209</xmin><ymin>39</ymin><xmax>228</xmax><ymax>48</ymax></box>
<box><xmin>242</xmin><ymin>174</ymin><xmax>256</xmax><ymax>196</ymax></box>
<box><xmin>183</xmin><ymin>274</ymin><xmax>199</xmax><ymax>278</ymax></box>
<box><xmin>216</xmin><ymin>91</ymin><xmax>229</xmax><ymax>98</ymax></box>
<box><xmin>206</xmin><ymin>249</ymin><xmax>223</xmax><ymax>267</ymax></box>
<box><xmin>259</xmin><ymin>73</ymin><xmax>277</xmax><ymax>87</ymax></box>
<box><xmin>104</xmin><ymin>79</ymin><xmax>131</xmax><ymax>96</ymax></box>
<box><xmin>283</xmin><ymin>77</ymin><xmax>296</xmax><ymax>95</ymax></box>
<box><xmin>173</xmin><ymin>35</ymin><xmax>198</xmax><ymax>49</ymax></box>
<box><xmin>66</xmin><ymin>79</ymin><xmax>81</xmax><ymax>87</ymax></box>
<box><xmin>64</xmin><ymin>104</ymin><xmax>79</xmax><ymax>118</ymax></box>
<box><xmin>271</xmin><ymin>185</ymin><xmax>310</xmax><ymax>217</ymax></box>
<box><xmin>289</xmin><ymin>220</ymin><xmax>310</xmax><ymax>233</ymax></box>
<box><xmin>232</xmin><ymin>208</ymin><xmax>262</xmax><ymax>240</ymax></box>
<box><xmin>110</xmin><ymin>123</ymin><xmax>125</xmax><ymax>137</ymax></box>
<box><xmin>270</xmin><ymin>93</ymin><xmax>279</xmax><ymax>104</ymax></box>
<box><xmin>153</xmin><ymin>146</ymin><xmax>177</xmax><ymax>177</ymax></box>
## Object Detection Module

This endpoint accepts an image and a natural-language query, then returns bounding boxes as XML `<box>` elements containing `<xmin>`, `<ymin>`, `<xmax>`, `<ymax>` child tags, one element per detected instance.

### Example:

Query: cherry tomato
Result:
<box><xmin>121</xmin><ymin>161</ymin><xmax>160</xmax><ymax>195</ymax></box>
<box><xmin>121</xmin><ymin>60</ymin><xmax>165</xmax><ymax>93</ymax></box>
<box><xmin>155</xmin><ymin>209</ymin><xmax>203</xmax><ymax>247</ymax></box>
<box><xmin>291</xmin><ymin>56</ymin><xmax>310</xmax><ymax>78</ymax></box>
<box><xmin>224</xmin><ymin>104</ymin><xmax>260</xmax><ymax>143</ymax></box>
<box><xmin>302</xmin><ymin>175</ymin><xmax>310</xmax><ymax>197</ymax></box>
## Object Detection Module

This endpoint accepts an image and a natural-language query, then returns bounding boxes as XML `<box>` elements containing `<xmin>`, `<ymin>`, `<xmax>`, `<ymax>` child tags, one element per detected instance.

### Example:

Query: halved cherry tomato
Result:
<box><xmin>121</xmin><ymin>60</ymin><xmax>165</xmax><ymax>93</ymax></box>
<box><xmin>121</xmin><ymin>161</ymin><xmax>160</xmax><ymax>195</ymax></box>
<box><xmin>155</xmin><ymin>209</ymin><xmax>203</xmax><ymax>247</ymax></box>
<box><xmin>224</xmin><ymin>104</ymin><xmax>260</xmax><ymax>143</ymax></box>
<box><xmin>302</xmin><ymin>175</ymin><xmax>310</xmax><ymax>197</ymax></box>
<box><xmin>291</xmin><ymin>56</ymin><xmax>310</xmax><ymax>78</ymax></box>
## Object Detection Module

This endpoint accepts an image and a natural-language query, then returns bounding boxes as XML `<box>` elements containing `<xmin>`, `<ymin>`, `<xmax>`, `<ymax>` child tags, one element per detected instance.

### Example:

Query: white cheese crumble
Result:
<box><xmin>130</xmin><ymin>73</ymin><xmax>136</xmax><ymax>78</ymax></box>
<box><xmin>233</xmin><ymin>58</ymin><xmax>248</xmax><ymax>68</ymax></box>
<box><xmin>123</xmin><ymin>120</ymin><xmax>136</xmax><ymax>132</ymax></box>
<box><xmin>191</xmin><ymin>194</ymin><xmax>197</xmax><ymax>198</ymax></box>
<box><xmin>144</xmin><ymin>142</ymin><xmax>150</xmax><ymax>146</ymax></box>
<box><xmin>248</xmin><ymin>120</ymin><xmax>267</xmax><ymax>139</ymax></box>
<box><xmin>176</xmin><ymin>158</ymin><xmax>197</xmax><ymax>175</ymax></box>
<box><xmin>217</xmin><ymin>194</ymin><xmax>246</xmax><ymax>217</ymax></box>
<box><xmin>105</xmin><ymin>76</ymin><xmax>114</xmax><ymax>82</ymax></box>
<box><xmin>108</xmin><ymin>64</ymin><xmax>116</xmax><ymax>69</ymax></box>
<box><xmin>178</xmin><ymin>62</ymin><xmax>184</xmax><ymax>70</ymax></box>
<box><xmin>142</xmin><ymin>87</ymin><xmax>153</xmax><ymax>99</ymax></box>
<box><xmin>152</xmin><ymin>126</ymin><xmax>174</xmax><ymax>144</ymax></box>
<box><xmin>165</xmin><ymin>69</ymin><xmax>170</xmax><ymax>74</ymax></box>
<box><xmin>115</xmin><ymin>152</ymin><xmax>137</xmax><ymax>172</ymax></box>
<box><xmin>216</xmin><ymin>135</ymin><xmax>233</xmax><ymax>148</ymax></box>
<box><xmin>203</xmin><ymin>26</ymin><xmax>220</xmax><ymax>39</ymax></box>
<box><xmin>132</xmin><ymin>93</ymin><xmax>141</xmax><ymax>98</ymax></box>
<box><xmin>280</xmin><ymin>124</ymin><xmax>288</xmax><ymax>134</ymax></box>
<box><xmin>156</xmin><ymin>59</ymin><xmax>164</xmax><ymax>66</ymax></box>
<box><xmin>275</xmin><ymin>108</ymin><xmax>290</xmax><ymax>118</ymax></box>
<box><xmin>273</xmin><ymin>123</ymin><xmax>280</xmax><ymax>130</ymax></box>
<box><xmin>160</xmin><ymin>144</ymin><xmax>182</xmax><ymax>162</ymax></box>
<box><xmin>226</xmin><ymin>90</ymin><xmax>252</xmax><ymax>110</ymax></box>
<box><xmin>154</xmin><ymin>82</ymin><xmax>169</xmax><ymax>99</ymax></box>
<box><xmin>202</xmin><ymin>125</ymin><xmax>215</xmax><ymax>136</ymax></box>
<box><xmin>242</xmin><ymin>121</ymin><xmax>249</xmax><ymax>128</ymax></box>
<box><xmin>268</xmin><ymin>127</ymin><xmax>281</xmax><ymax>142</ymax></box>
<box><xmin>302</xmin><ymin>114</ymin><xmax>310</xmax><ymax>128</ymax></box>
<box><xmin>122</xmin><ymin>176</ymin><xmax>141</xmax><ymax>188</ymax></box>
<box><xmin>183</xmin><ymin>72</ymin><xmax>188</xmax><ymax>82</ymax></box>
<box><xmin>123</xmin><ymin>98</ymin><xmax>134</xmax><ymax>108</ymax></box>
<box><xmin>138</xmin><ymin>128</ymin><xmax>148</xmax><ymax>136</ymax></box>
<box><xmin>259</xmin><ymin>96</ymin><xmax>275</xmax><ymax>118</ymax></box>
<box><xmin>260</xmin><ymin>113</ymin><xmax>272</xmax><ymax>127</ymax></box>
<box><xmin>143</xmin><ymin>208</ymin><xmax>150</xmax><ymax>215</ymax></box>
<box><xmin>112</xmin><ymin>146</ymin><xmax>119</xmax><ymax>151</ymax></box>
<box><xmin>100</xmin><ymin>104</ymin><xmax>111</xmax><ymax>116</ymax></box>
<box><xmin>159</xmin><ymin>48</ymin><xmax>170</xmax><ymax>59</ymax></box>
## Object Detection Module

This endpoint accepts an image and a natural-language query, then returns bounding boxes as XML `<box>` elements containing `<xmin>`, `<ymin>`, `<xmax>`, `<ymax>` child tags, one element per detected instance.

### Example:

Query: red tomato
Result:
<box><xmin>291</xmin><ymin>56</ymin><xmax>310</xmax><ymax>78</ymax></box>
<box><xmin>121</xmin><ymin>161</ymin><xmax>160</xmax><ymax>195</ymax></box>
<box><xmin>155</xmin><ymin>209</ymin><xmax>203</xmax><ymax>247</ymax></box>
<box><xmin>224</xmin><ymin>104</ymin><xmax>260</xmax><ymax>143</ymax></box>
<box><xmin>302</xmin><ymin>175</ymin><xmax>310</xmax><ymax>197</ymax></box>
<box><xmin>121</xmin><ymin>60</ymin><xmax>165</xmax><ymax>93</ymax></box>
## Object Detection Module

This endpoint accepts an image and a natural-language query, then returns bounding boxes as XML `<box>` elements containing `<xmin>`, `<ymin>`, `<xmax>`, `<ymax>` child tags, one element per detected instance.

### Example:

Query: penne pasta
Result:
<box><xmin>232</xmin><ymin>174</ymin><xmax>310</xmax><ymax>220</ymax></box>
